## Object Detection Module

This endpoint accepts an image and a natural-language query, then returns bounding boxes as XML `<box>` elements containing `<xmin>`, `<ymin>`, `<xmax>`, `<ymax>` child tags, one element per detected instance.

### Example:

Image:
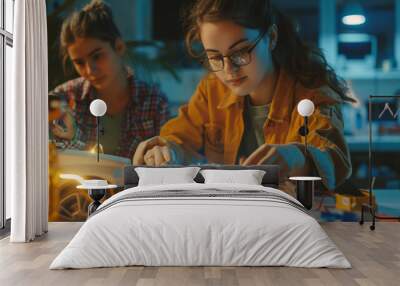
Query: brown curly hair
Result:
<box><xmin>183</xmin><ymin>0</ymin><xmax>355</xmax><ymax>102</ymax></box>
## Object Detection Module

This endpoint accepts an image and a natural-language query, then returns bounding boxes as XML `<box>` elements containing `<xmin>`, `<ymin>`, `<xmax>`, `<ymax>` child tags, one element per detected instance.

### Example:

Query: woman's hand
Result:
<box><xmin>133</xmin><ymin>136</ymin><xmax>171</xmax><ymax>166</ymax></box>
<box><xmin>50</xmin><ymin>112</ymin><xmax>75</xmax><ymax>140</ymax></box>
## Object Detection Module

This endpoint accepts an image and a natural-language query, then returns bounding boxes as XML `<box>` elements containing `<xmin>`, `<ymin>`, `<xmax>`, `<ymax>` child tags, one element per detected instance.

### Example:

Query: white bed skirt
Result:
<box><xmin>50</xmin><ymin>183</ymin><xmax>351</xmax><ymax>269</ymax></box>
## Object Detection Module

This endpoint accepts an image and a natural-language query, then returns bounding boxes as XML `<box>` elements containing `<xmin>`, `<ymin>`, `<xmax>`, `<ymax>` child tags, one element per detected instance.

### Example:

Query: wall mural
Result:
<box><xmin>47</xmin><ymin>0</ymin><xmax>400</xmax><ymax>222</ymax></box>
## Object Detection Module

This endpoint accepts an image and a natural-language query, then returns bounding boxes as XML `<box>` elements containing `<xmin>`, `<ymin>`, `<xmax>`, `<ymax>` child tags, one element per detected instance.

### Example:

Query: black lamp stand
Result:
<box><xmin>87</xmin><ymin>188</ymin><xmax>106</xmax><ymax>216</ymax></box>
<box><xmin>299</xmin><ymin>116</ymin><xmax>309</xmax><ymax>155</ymax></box>
<box><xmin>294</xmin><ymin>116</ymin><xmax>319</xmax><ymax>210</ymax></box>
<box><xmin>96</xmin><ymin>117</ymin><xmax>99</xmax><ymax>162</ymax></box>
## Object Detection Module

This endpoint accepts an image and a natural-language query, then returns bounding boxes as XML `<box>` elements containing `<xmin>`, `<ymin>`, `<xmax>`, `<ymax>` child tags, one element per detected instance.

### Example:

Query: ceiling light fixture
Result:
<box><xmin>342</xmin><ymin>2</ymin><xmax>366</xmax><ymax>26</ymax></box>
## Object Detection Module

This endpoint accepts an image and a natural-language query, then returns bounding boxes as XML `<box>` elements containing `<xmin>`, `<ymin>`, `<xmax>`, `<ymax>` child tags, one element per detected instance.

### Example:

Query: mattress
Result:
<box><xmin>50</xmin><ymin>183</ymin><xmax>351</xmax><ymax>269</ymax></box>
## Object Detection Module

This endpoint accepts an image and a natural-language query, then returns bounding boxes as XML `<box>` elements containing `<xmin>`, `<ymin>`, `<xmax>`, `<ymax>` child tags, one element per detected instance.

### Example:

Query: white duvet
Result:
<box><xmin>50</xmin><ymin>183</ymin><xmax>351</xmax><ymax>269</ymax></box>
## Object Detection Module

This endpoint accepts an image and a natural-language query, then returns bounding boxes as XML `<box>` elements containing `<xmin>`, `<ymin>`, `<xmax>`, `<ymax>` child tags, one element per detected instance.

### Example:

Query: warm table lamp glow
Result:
<box><xmin>89</xmin><ymin>99</ymin><xmax>107</xmax><ymax>162</ymax></box>
<box><xmin>59</xmin><ymin>173</ymin><xmax>85</xmax><ymax>184</ymax></box>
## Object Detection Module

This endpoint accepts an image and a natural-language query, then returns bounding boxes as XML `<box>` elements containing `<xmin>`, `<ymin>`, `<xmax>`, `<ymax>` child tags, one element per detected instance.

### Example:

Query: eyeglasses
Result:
<box><xmin>201</xmin><ymin>32</ymin><xmax>266</xmax><ymax>72</ymax></box>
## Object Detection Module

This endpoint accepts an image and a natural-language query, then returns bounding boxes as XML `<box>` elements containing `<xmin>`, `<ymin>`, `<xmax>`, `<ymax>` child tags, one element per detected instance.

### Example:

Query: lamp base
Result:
<box><xmin>296</xmin><ymin>180</ymin><xmax>315</xmax><ymax>210</ymax></box>
<box><xmin>289</xmin><ymin>177</ymin><xmax>321</xmax><ymax>210</ymax></box>
<box><xmin>87</xmin><ymin>189</ymin><xmax>106</xmax><ymax>216</ymax></box>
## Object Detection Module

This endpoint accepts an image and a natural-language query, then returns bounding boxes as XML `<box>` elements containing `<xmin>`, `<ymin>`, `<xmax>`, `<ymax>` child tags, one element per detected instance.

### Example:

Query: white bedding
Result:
<box><xmin>50</xmin><ymin>183</ymin><xmax>351</xmax><ymax>269</ymax></box>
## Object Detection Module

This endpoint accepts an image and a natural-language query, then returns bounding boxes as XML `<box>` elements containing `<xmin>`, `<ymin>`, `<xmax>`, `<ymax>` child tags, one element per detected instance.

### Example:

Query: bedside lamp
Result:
<box><xmin>290</xmin><ymin>99</ymin><xmax>320</xmax><ymax>210</ymax></box>
<box><xmin>89</xmin><ymin>99</ymin><xmax>107</xmax><ymax>162</ymax></box>
<box><xmin>297</xmin><ymin>99</ymin><xmax>315</xmax><ymax>155</ymax></box>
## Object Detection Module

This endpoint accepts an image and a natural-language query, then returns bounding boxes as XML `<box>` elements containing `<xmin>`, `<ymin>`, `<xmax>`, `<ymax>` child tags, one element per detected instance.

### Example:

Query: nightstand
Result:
<box><xmin>77</xmin><ymin>184</ymin><xmax>118</xmax><ymax>216</ymax></box>
<box><xmin>289</xmin><ymin>176</ymin><xmax>322</xmax><ymax>210</ymax></box>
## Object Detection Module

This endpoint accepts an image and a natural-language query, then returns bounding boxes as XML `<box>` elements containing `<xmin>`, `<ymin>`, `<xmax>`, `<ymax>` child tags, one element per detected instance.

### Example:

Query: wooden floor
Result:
<box><xmin>0</xmin><ymin>222</ymin><xmax>399</xmax><ymax>286</ymax></box>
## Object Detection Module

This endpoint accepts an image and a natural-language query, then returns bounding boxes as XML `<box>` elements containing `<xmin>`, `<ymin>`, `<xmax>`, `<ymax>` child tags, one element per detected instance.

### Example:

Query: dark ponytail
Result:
<box><xmin>184</xmin><ymin>0</ymin><xmax>355</xmax><ymax>103</ymax></box>
<box><xmin>60</xmin><ymin>0</ymin><xmax>121</xmax><ymax>72</ymax></box>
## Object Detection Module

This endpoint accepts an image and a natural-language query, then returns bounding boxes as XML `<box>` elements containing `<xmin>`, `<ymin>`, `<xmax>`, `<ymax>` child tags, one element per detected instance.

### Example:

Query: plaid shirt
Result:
<box><xmin>50</xmin><ymin>72</ymin><xmax>169</xmax><ymax>159</ymax></box>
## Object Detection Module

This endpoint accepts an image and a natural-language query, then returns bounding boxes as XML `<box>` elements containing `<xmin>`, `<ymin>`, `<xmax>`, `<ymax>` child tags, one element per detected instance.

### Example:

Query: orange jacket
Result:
<box><xmin>160</xmin><ymin>69</ymin><xmax>352</xmax><ymax>192</ymax></box>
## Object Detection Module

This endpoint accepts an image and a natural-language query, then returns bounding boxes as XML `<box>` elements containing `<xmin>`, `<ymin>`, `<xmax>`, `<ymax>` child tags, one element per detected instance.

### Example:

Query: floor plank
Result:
<box><xmin>0</xmin><ymin>222</ymin><xmax>399</xmax><ymax>286</ymax></box>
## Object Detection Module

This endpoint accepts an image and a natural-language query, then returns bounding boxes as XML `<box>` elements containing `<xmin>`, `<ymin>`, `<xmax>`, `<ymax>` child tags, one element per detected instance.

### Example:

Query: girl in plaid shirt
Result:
<box><xmin>49</xmin><ymin>0</ymin><xmax>169</xmax><ymax>160</ymax></box>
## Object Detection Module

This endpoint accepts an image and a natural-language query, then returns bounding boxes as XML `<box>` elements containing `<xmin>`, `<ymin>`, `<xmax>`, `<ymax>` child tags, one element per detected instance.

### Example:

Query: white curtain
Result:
<box><xmin>7</xmin><ymin>0</ymin><xmax>48</xmax><ymax>242</ymax></box>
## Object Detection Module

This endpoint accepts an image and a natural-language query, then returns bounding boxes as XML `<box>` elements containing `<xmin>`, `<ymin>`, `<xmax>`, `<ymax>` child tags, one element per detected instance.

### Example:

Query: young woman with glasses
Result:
<box><xmin>133</xmin><ymin>0</ymin><xmax>355</xmax><ymax>195</ymax></box>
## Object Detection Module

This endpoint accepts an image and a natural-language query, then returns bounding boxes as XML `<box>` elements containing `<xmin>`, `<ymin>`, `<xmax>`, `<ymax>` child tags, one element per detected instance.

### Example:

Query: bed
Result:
<box><xmin>50</xmin><ymin>165</ymin><xmax>351</xmax><ymax>269</ymax></box>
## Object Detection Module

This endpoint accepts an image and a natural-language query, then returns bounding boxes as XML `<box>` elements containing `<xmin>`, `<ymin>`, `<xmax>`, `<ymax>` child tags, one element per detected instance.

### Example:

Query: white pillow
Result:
<box><xmin>200</xmin><ymin>169</ymin><xmax>266</xmax><ymax>185</ymax></box>
<box><xmin>135</xmin><ymin>167</ymin><xmax>201</xmax><ymax>186</ymax></box>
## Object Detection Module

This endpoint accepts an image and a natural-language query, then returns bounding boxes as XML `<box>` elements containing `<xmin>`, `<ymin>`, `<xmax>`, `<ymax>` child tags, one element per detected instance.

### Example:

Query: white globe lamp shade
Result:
<box><xmin>297</xmin><ymin>99</ymin><xmax>315</xmax><ymax>117</ymax></box>
<box><xmin>90</xmin><ymin>99</ymin><xmax>107</xmax><ymax>117</ymax></box>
